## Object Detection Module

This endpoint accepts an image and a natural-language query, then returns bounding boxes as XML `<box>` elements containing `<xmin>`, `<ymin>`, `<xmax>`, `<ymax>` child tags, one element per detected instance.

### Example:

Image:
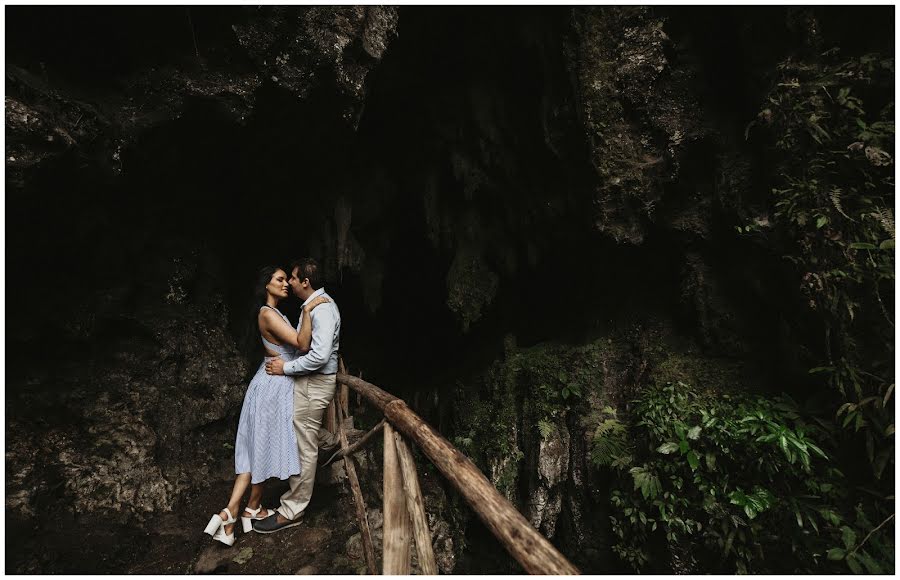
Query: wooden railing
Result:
<box><xmin>322</xmin><ymin>359</ymin><xmax>579</xmax><ymax>575</ymax></box>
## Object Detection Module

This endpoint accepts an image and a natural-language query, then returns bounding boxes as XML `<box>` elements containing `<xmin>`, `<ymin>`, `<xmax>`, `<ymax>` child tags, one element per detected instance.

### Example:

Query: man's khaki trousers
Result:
<box><xmin>277</xmin><ymin>372</ymin><xmax>337</xmax><ymax>521</ymax></box>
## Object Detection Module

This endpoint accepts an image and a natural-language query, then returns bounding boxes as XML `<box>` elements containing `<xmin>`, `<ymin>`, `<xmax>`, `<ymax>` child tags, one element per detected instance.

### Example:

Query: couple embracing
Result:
<box><xmin>204</xmin><ymin>258</ymin><xmax>341</xmax><ymax>546</ymax></box>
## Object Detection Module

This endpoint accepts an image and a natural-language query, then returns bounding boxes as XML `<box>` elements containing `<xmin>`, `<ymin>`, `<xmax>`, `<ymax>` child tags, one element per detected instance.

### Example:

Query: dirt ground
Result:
<box><xmin>7</xmin><ymin>468</ymin><xmax>370</xmax><ymax>575</ymax></box>
<box><xmin>135</xmin><ymin>479</ymin><xmax>364</xmax><ymax>575</ymax></box>
<box><xmin>6</xmin><ymin>436</ymin><xmax>514</xmax><ymax>575</ymax></box>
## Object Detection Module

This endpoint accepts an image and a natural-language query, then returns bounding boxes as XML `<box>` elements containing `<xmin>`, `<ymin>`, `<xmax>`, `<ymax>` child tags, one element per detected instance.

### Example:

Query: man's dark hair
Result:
<box><xmin>291</xmin><ymin>258</ymin><xmax>324</xmax><ymax>290</ymax></box>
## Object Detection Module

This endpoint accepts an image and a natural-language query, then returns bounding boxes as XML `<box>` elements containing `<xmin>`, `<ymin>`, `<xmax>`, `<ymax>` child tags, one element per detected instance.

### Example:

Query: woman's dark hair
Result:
<box><xmin>253</xmin><ymin>265</ymin><xmax>282</xmax><ymax>308</ymax></box>
<box><xmin>239</xmin><ymin>265</ymin><xmax>284</xmax><ymax>376</ymax></box>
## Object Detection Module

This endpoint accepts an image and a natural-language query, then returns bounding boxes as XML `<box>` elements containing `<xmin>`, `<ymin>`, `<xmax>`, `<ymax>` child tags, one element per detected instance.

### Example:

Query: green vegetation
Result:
<box><xmin>749</xmin><ymin>50</ymin><xmax>894</xmax><ymax>474</ymax></box>
<box><xmin>458</xmin><ymin>319</ymin><xmax>892</xmax><ymax>573</ymax></box>
<box><xmin>595</xmin><ymin>380</ymin><xmax>892</xmax><ymax>573</ymax></box>
<box><xmin>747</xmin><ymin>49</ymin><xmax>894</xmax><ymax>571</ymax></box>
<box><xmin>454</xmin><ymin>336</ymin><xmax>618</xmax><ymax>498</ymax></box>
<box><xmin>594</xmin><ymin>49</ymin><xmax>895</xmax><ymax>575</ymax></box>
<box><xmin>589</xmin><ymin>407</ymin><xmax>631</xmax><ymax>470</ymax></box>
<box><xmin>455</xmin><ymin>49</ymin><xmax>896</xmax><ymax>567</ymax></box>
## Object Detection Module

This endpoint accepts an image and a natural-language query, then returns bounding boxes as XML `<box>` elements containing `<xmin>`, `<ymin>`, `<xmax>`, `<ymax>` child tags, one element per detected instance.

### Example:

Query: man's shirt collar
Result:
<box><xmin>301</xmin><ymin>287</ymin><xmax>326</xmax><ymax>307</ymax></box>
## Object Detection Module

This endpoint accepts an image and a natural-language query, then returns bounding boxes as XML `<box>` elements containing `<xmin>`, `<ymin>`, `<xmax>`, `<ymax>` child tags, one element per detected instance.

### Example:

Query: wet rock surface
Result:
<box><xmin>526</xmin><ymin>419</ymin><xmax>570</xmax><ymax>539</ymax></box>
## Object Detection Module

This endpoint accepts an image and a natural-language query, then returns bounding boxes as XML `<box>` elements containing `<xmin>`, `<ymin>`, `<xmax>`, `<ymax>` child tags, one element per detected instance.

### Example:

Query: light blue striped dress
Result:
<box><xmin>234</xmin><ymin>306</ymin><xmax>301</xmax><ymax>484</ymax></box>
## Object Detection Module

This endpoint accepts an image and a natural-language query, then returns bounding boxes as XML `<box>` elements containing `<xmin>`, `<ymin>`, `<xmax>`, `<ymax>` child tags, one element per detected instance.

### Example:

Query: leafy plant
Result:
<box><xmin>561</xmin><ymin>381</ymin><xmax>583</xmax><ymax>400</ymax></box>
<box><xmin>590</xmin><ymin>406</ymin><xmax>632</xmax><ymax>468</ymax></box>
<box><xmin>602</xmin><ymin>380</ymin><xmax>886</xmax><ymax>574</ymax></box>
<box><xmin>537</xmin><ymin>419</ymin><xmax>556</xmax><ymax>440</ymax></box>
<box><xmin>750</xmin><ymin>50</ymin><xmax>895</xmax><ymax>482</ymax></box>
<box><xmin>744</xmin><ymin>49</ymin><xmax>895</xmax><ymax>574</ymax></box>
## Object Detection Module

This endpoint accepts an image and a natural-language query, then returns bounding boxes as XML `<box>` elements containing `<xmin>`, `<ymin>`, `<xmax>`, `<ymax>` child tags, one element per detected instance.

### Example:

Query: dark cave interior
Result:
<box><xmin>11</xmin><ymin>6</ymin><xmax>880</xmax><ymax>392</ymax></box>
<box><xmin>4</xmin><ymin>5</ymin><xmax>894</xmax><ymax>574</ymax></box>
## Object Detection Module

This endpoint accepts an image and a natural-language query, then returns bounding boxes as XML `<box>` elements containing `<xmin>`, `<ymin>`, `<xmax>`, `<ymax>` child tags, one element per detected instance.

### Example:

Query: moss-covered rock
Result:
<box><xmin>453</xmin><ymin>323</ymin><xmax>763</xmax><ymax>572</ymax></box>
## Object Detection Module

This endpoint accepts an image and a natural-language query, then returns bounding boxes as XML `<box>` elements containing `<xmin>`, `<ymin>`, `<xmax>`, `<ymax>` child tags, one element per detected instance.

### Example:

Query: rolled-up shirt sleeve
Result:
<box><xmin>283</xmin><ymin>306</ymin><xmax>336</xmax><ymax>375</ymax></box>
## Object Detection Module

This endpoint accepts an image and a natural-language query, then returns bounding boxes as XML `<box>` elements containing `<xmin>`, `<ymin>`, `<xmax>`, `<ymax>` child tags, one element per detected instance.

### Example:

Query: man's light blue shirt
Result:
<box><xmin>283</xmin><ymin>287</ymin><xmax>341</xmax><ymax>375</ymax></box>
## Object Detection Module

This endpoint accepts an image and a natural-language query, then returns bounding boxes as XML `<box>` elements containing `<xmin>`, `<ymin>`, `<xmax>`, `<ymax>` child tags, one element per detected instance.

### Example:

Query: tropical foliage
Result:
<box><xmin>599</xmin><ymin>48</ymin><xmax>895</xmax><ymax>575</ymax></box>
<box><xmin>596</xmin><ymin>380</ymin><xmax>891</xmax><ymax>573</ymax></box>
<box><xmin>755</xmin><ymin>49</ymin><xmax>894</xmax><ymax>572</ymax></box>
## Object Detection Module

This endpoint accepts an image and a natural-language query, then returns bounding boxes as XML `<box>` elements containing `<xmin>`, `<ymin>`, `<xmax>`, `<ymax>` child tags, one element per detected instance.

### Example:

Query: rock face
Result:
<box><xmin>234</xmin><ymin>6</ymin><xmax>398</xmax><ymax>127</ymax></box>
<box><xmin>5</xmin><ymin>6</ymin><xmax>399</xmax><ymax>192</ymax></box>
<box><xmin>526</xmin><ymin>421</ymin><xmax>570</xmax><ymax>538</ymax></box>
<box><xmin>6</xmin><ymin>251</ymin><xmax>248</xmax><ymax>524</ymax></box>
<box><xmin>6</xmin><ymin>66</ymin><xmax>119</xmax><ymax>188</ymax></box>
<box><xmin>453</xmin><ymin>323</ymin><xmax>765</xmax><ymax>573</ymax></box>
<box><xmin>569</xmin><ymin>7</ymin><xmax>708</xmax><ymax>244</ymax></box>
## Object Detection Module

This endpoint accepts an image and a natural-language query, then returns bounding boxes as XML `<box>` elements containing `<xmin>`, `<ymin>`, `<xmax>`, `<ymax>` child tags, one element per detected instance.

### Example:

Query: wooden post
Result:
<box><xmin>340</xmin><ymin>383</ymin><xmax>350</xmax><ymax>424</ymax></box>
<box><xmin>393</xmin><ymin>432</ymin><xmax>438</xmax><ymax>575</ymax></box>
<box><xmin>338</xmin><ymin>357</ymin><xmax>350</xmax><ymax>421</ymax></box>
<box><xmin>337</xmin><ymin>373</ymin><xmax>579</xmax><ymax>575</ymax></box>
<box><xmin>323</xmin><ymin>399</ymin><xmax>337</xmax><ymax>434</ymax></box>
<box><xmin>337</xmin><ymin>398</ymin><xmax>377</xmax><ymax>574</ymax></box>
<box><xmin>383</xmin><ymin>422</ymin><xmax>411</xmax><ymax>574</ymax></box>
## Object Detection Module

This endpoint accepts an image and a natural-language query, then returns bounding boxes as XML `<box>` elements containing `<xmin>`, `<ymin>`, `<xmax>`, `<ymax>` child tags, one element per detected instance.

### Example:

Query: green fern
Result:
<box><xmin>829</xmin><ymin>187</ymin><xmax>853</xmax><ymax>221</ymax></box>
<box><xmin>537</xmin><ymin>419</ymin><xmax>556</xmax><ymax>440</ymax></box>
<box><xmin>591</xmin><ymin>413</ymin><xmax>631</xmax><ymax>469</ymax></box>
<box><xmin>874</xmin><ymin>206</ymin><xmax>895</xmax><ymax>238</ymax></box>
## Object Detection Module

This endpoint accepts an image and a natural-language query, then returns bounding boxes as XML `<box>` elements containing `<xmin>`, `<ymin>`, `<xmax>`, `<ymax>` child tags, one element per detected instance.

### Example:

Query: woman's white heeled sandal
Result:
<box><xmin>204</xmin><ymin>507</ymin><xmax>237</xmax><ymax>546</ymax></box>
<box><xmin>241</xmin><ymin>506</ymin><xmax>271</xmax><ymax>533</ymax></box>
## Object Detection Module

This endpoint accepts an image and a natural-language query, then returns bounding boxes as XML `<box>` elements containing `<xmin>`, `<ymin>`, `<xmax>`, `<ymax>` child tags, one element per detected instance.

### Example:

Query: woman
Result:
<box><xmin>203</xmin><ymin>266</ymin><xmax>329</xmax><ymax>546</ymax></box>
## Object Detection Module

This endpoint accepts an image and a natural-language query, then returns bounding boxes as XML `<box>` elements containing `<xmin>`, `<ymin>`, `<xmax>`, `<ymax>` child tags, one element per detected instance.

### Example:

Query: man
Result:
<box><xmin>253</xmin><ymin>257</ymin><xmax>341</xmax><ymax>534</ymax></box>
